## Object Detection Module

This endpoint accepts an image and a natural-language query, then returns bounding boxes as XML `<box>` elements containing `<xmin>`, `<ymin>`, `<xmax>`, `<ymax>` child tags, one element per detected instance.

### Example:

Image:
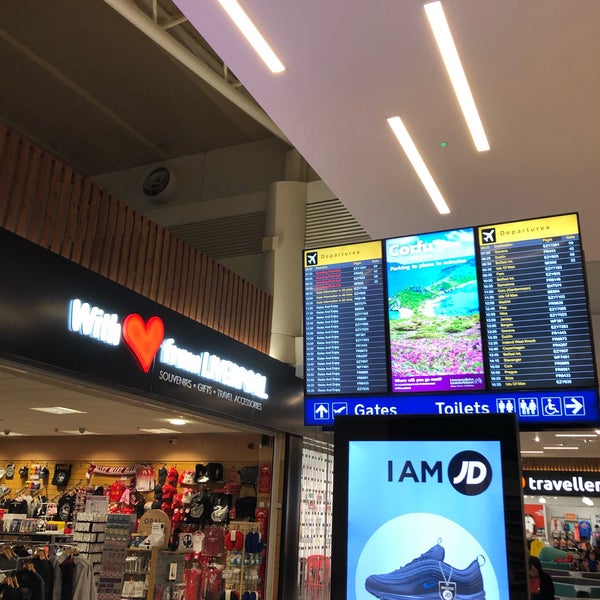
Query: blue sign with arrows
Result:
<box><xmin>305</xmin><ymin>389</ymin><xmax>599</xmax><ymax>429</ymax></box>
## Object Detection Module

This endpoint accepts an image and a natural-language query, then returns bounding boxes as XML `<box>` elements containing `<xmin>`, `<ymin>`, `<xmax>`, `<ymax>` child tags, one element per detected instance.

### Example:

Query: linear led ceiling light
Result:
<box><xmin>424</xmin><ymin>1</ymin><xmax>490</xmax><ymax>152</ymax></box>
<box><xmin>31</xmin><ymin>406</ymin><xmax>86</xmax><ymax>415</ymax></box>
<box><xmin>216</xmin><ymin>0</ymin><xmax>285</xmax><ymax>73</ymax></box>
<box><xmin>387</xmin><ymin>116</ymin><xmax>450</xmax><ymax>214</ymax></box>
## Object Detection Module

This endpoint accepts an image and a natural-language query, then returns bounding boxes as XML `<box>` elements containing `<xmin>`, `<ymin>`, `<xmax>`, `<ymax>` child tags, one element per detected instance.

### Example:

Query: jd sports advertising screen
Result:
<box><xmin>332</xmin><ymin>413</ymin><xmax>527</xmax><ymax>600</ymax></box>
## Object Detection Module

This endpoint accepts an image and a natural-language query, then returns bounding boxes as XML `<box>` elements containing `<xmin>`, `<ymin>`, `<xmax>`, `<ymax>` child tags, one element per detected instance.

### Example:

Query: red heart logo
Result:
<box><xmin>122</xmin><ymin>314</ymin><xmax>165</xmax><ymax>373</ymax></box>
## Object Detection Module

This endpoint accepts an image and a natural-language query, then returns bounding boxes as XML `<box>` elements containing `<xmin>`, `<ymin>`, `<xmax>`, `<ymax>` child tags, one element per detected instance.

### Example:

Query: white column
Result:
<box><xmin>264</xmin><ymin>180</ymin><xmax>307</xmax><ymax>366</ymax></box>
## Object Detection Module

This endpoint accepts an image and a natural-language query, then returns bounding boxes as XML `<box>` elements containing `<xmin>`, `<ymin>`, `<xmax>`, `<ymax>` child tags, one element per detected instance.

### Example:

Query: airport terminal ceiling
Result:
<box><xmin>1</xmin><ymin>0</ymin><xmax>600</xmax><ymax>454</ymax></box>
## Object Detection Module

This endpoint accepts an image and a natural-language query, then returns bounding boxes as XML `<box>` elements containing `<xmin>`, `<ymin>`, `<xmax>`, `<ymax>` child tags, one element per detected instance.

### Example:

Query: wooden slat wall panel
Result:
<box><xmin>4</xmin><ymin>137</ymin><xmax>33</xmax><ymax>231</ymax></box>
<box><xmin>0</xmin><ymin>124</ymin><xmax>272</xmax><ymax>353</ymax></box>
<box><xmin>38</xmin><ymin>159</ymin><xmax>64</xmax><ymax>248</ymax></box>
<box><xmin>25</xmin><ymin>152</ymin><xmax>47</xmax><ymax>240</ymax></box>
<box><xmin>0</xmin><ymin>126</ymin><xmax>20</xmax><ymax>225</ymax></box>
<box><xmin>185</xmin><ymin>247</ymin><xmax>200</xmax><ymax>318</ymax></box>
<box><xmin>89</xmin><ymin>188</ymin><xmax>110</xmax><ymax>273</ymax></box>
<box><xmin>132</xmin><ymin>213</ymin><xmax>148</xmax><ymax>293</ymax></box>
<box><xmin>50</xmin><ymin>165</ymin><xmax>74</xmax><ymax>254</ymax></box>
<box><xmin>213</xmin><ymin>263</ymin><xmax>225</xmax><ymax>332</ymax></box>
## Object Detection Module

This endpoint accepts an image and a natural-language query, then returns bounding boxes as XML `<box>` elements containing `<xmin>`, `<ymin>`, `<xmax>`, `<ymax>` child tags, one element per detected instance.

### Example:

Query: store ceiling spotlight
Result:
<box><xmin>582</xmin><ymin>497</ymin><xmax>595</xmax><ymax>506</ymax></box>
<box><xmin>538</xmin><ymin>497</ymin><xmax>546</xmax><ymax>504</ymax></box>
<box><xmin>62</xmin><ymin>429</ymin><xmax>96</xmax><ymax>435</ymax></box>
<box><xmin>216</xmin><ymin>0</ymin><xmax>285</xmax><ymax>73</ymax></box>
<box><xmin>387</xmin><ymin>116</ymin><xmax>450</xmax><ymax>214</ymax></box>
<box><xmin>168</xmin><ymin>418</ymin><xmax>187</xmax><ymax>426</ymax></box>
<box><xmin>424</xmin><ymin>1</ymin><xmax>490</xmax><ymax>152</ymax></box>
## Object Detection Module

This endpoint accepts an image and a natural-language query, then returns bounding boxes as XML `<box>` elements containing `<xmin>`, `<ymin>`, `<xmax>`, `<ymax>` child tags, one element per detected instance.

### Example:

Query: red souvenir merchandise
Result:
<box><xmin>199</xmin><ymin>564</ymin><xmax>224</xmax><ymax>598</ymax></box>
<box><xmin>258</xmin><ymin>464</ymin><xmax>271</xmax><ymax>494</ymax></box>
<box><xmin>184</xmin><ymin>567</ymin><xmax>202</xmax><ymax>600</ymax></box>
<box><xmin>135</xmin><ymin>465</ymin><xmax>155</xmax><ymax>492</ymax></box>
<box><xmin>161</xmin><ymin>483</ymin><xmax>177</xmax><ymax>501</ymax></box>
<box><xmin>254</xmin><ymin>508</ymin><xmax>268</xmax><ymax>537</ymax></box>
<box><xmin>202</xmin><ymin>524</ymin><xmax>225</xmax><ymax>557</ymax></box>
<box><xmin>171</xmin><ymin>494</ymin><xmax>185</xmax><ymax>525</ymax></box>
<box><xmin>224</xmin><ymin>529</ymin><xmax>244</xmax><ymax>551</ymax></box>
<box><xmin>166</xmin><ymin>466</ymin><xmax>178</xmax><ymax>485</ymax></box>
<box><xmin>179</xmin><ymin>470</ymin><xmax>195</xmax><ymax>486</ymax></box>
<box><xmin>109</xmin><ymin>480</ymin><xmax>126</xmax><ymax>502</ymax></box>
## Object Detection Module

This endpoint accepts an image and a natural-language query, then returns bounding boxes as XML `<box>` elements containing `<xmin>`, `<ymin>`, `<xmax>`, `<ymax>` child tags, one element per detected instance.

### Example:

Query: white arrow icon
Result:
<box><xmin>315</xmin><ymin>404</ymin><xmax>329</xmax><ymax>419</ymax></box>
<box><xmin>564</xmin><ymin>396</ymin><xmax>584</xmax><ymax>415</ymax></box>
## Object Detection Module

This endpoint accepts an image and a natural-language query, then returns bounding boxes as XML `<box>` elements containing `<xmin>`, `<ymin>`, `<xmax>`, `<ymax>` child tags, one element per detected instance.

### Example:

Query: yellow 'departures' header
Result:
<box><xmin>304</xmin><ymin>241</ymin><xmax>382</xmax><ymax>268</ymax></box>
<box><xmin>478</xmin><ymin>214</ymin><xmax>579</xmax><ymax>245</ymax></box>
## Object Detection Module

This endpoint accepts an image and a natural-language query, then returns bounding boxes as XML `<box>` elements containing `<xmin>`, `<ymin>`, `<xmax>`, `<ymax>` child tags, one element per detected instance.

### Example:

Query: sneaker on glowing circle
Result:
<box><xmin>364</xmin><ymin>543</ymin><xmax>485</xmax><ymax>600</ymax></box>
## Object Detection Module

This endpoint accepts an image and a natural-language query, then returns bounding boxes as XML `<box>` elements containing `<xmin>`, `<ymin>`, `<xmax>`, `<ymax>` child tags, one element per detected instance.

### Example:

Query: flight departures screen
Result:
<box><xmin>303</xmin><ymin>214</ymin><xmax>597</xmax><ymax>400</ymax></box>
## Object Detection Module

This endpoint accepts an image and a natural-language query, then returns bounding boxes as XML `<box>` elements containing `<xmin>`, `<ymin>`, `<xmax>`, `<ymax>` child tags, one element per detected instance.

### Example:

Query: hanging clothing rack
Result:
<box><xmin>49</xmin><ymin>479</ymin><xmax>83</xmax><ymax>501</ymax></box>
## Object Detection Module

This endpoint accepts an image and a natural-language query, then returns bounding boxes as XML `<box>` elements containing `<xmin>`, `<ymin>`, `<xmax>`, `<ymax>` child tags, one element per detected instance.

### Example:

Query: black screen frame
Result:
<box><xmin>332</xmin><ymin>413</ymin><xmax>528</xmax><ymax>600</ymax></box>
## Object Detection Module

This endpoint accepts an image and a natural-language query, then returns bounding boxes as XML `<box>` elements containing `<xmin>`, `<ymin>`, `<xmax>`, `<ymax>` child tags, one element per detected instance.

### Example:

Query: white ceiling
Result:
<box><xmin>175</xmin><ymin>0</ymin><xmax>600</xmax><ymax>258</ymax></box>
<box><xmin>0</xmin><ymin>365</ymin><xmax>239</xmax><ymax>437</ymax></box>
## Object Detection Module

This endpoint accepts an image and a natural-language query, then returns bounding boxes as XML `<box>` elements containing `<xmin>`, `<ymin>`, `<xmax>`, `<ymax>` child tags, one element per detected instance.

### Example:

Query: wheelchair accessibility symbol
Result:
<box><xmin>541</xmin><ymin>397</ymin><xmax>562</xmax><ymax>417</ymax></box>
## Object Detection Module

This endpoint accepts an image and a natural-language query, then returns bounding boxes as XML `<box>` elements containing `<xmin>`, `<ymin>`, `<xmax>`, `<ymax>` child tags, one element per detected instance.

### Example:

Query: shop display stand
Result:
<box><xmin>122</xmin><ymin>547</ymin><xmax>154</xmax><ymax>599</ymax></box>
<box><xmin>150</xmin><ymin>550</ymin><xmax>186</xmax><ymax>600</ymax></box>
<box><xmin>120</xmin><ymin>546</ymin><xmax>187</xmax><ymax>600</ymax></box>
<box><xmin>222</xmin><ymin>521</ymin><xmax>264</xmax><ymax>598</ymax></box>
<box><xmin>74</xmin><ymin>509</ymin><xmax>108</xmax><ymax>583</ymax></box>
<box><xmin>97</xmin><ymin>513</ymin><xmax>136</xmax><ymax>600</ymax></box>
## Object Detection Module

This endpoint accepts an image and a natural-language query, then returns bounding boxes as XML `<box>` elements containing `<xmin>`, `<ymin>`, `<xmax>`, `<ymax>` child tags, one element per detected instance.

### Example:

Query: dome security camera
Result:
<box><xmin>78</xmin><ymin>427</ymin><xmax>86</xmax><ymax>434</ymax></box>
<box><xmin>3</xmin><ymin>429</ymin><xmax>10</xmax><ymax>436</ymax></box>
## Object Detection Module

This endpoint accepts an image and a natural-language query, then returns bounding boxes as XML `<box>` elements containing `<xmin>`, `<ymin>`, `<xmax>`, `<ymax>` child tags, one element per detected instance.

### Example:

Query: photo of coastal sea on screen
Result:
<box><xmin>385</xmin><ymin>228</ymin><xmax>485</xmax><ymax>393</ymax></box>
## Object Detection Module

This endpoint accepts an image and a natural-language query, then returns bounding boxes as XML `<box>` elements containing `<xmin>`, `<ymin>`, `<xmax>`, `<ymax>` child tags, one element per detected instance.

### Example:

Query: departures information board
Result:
<box><xmin>303</xmin><ymin>242</ymin><xmax>388</xmax><ymax>395</ymax></box>
<box><xmin>478</xmin><ymin>214</ymin><xmax>596</xmax><ymax>390</ymax></box>
<box><xmin>303</xmin><ymin>213</ymin><xmax>598</xmax><ymax>427</ymax></box>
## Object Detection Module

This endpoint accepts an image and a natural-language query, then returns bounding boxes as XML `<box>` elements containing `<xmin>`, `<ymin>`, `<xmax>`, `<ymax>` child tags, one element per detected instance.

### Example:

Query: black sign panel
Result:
<box><xmin>303</xmin><ymin>242</ymin><xmax>388</xmax><ymax>395</ymax></box>
<box><xmin>0</xmin><ymin>228</ymin><xmax>304</xmax><ymax>434</ymax></box>
<box><xmin>478</xmin><ymin>214</ymin><xmax>596</xmax><ymax>390</ymax></box>
<box><xmin>522</xmin><ymin>470</ymin><xmax>600</xmax><ymax>497</ymax></box>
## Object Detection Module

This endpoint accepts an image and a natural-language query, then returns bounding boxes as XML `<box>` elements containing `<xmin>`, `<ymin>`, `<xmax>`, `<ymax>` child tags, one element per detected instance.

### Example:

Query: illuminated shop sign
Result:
<box><xmin>67</xmin><ymin>298</ymin><xmax>269</xmax><ymax>400</ymax></box>
<box><xmin>522</xmin><ymin>470</ymin><xmax>600</xmax><ymax>496</ymax></box>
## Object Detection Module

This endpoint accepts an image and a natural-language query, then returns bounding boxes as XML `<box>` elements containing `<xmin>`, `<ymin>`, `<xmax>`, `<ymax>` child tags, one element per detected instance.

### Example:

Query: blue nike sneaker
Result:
<box><xmin>365</xmin><ymin>545</ymin><xmax>485</xmax><ymax>600</ymax></box>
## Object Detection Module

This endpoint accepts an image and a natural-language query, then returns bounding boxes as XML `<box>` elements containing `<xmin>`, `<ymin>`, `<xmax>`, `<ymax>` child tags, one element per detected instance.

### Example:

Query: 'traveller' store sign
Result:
<box><xmin>522</xmin><ymin>470</ymin><xmax>600</xmax><ymax>497</ymax></box>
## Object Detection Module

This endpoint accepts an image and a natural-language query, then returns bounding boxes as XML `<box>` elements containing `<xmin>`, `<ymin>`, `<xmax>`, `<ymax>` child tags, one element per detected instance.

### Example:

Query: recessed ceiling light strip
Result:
<box><xmin>424</xmin><ymin>1</ymin><xmax>490</xmax><ymax>152</ymax></box>
<box><xmin>216</xmin><ymin>0</ymin><xmax>285</xmax><ymax>73</ymax></box>
<box><xmin>387</xmin><ymin>116</ymin><xmax>450</xmax><ymax>214</ymax></box>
